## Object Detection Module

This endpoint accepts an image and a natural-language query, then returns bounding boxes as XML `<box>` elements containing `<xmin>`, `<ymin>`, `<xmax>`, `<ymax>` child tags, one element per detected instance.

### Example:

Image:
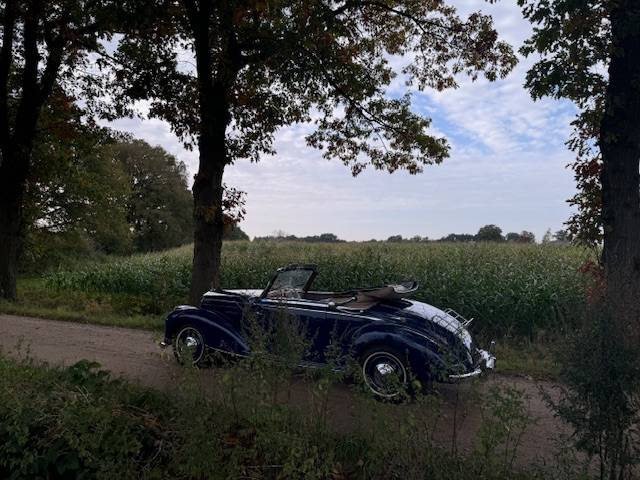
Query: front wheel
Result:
<box><xmin>360</xmin><ymin>347</ymin><xmax>409</xmax><ymax>400</ymax></box>
<box><xmin>173</xmin><ymin>325</ymin><xmax>206</xmax><ymax>366</ymax></box>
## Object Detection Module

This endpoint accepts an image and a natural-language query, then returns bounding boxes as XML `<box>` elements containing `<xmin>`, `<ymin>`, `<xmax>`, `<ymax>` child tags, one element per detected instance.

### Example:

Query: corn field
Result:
<box><xmin>46</xmin><ymin>241</ymin><xmax>593</xmax><ymax>337</ymax></box>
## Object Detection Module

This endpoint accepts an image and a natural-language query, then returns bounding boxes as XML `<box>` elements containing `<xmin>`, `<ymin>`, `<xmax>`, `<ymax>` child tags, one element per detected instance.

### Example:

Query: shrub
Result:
<box><xmin>0</xmin><ymin>358</ymin><xmax>171</xmax><ymax>479</ymax></box>
<box><xmin>0</xmin><ymin>347</ymin><xmax>551</xmax><ymax>480</ymax></box>
<box><xmin>548</xmin><ymin>303</ymin><xmax>640</xmax><ymax>480</ymax></box>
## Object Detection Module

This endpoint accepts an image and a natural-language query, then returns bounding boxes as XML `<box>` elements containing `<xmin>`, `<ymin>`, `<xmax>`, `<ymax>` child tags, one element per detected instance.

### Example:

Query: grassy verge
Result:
<box><xmin>494</xmin><ymin>341</ymin><xmax>560</xmax><ymax>380</ymax></box>
<box><xmin>0</xmin><ymin>352</ymin><xmax>576</xmax><ymax>479</ymax></box>
<box><xmin>0</xmin><ymin>277</ymin><xmax>167</xmax><ymax>330</ymax></box>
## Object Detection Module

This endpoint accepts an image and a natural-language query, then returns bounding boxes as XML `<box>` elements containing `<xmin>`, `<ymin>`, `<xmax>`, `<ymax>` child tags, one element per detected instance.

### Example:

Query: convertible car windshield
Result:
<box><xmin>264</xmin><ymin>266</ymin><xmax>315</xmax><ymax>299</ymax></box>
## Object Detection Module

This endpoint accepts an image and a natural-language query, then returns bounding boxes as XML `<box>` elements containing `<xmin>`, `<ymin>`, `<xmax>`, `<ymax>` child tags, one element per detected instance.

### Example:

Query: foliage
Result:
<box><xmin>0</xmin><ymin>0</ymin><xmax>125</xmax><ymax>299</ymax></box>
<box><xmin>0</xmin><ymin>277</ymin><xmax>164</xmax><ymax>328</ymax></box>
<box><xmin>506</xmin><ymin>232</ymin><xmax>521</xmax><ymax>242</ymax></box>
<box><xmin>0</xmin><ymin>345</ymin><xmax>554</xmax><ymax>480</ymax></box>
<box><xmin>0</xmin><ymin>357</ymin><xmax>171</xmax><ymax>479</ymax></box>
<box><xmin>46</xmin><ymin>241</ymin><xmax>592</xmax><ymax>338</ymax></box>
<box><xmin>108</xmin><ymin>139</ymin><xmax>194</xmax><ymax>252</ymax></box>
<box><xmin>22</xmin><ymin>130</ymin><xmax>248</xmax><ymax>271</ymax></box>
<box><xmin>438</xmin><ymin>233</ymin><xmax>476</xmax><ymax>243</ymax></box>
<box><xmin>554</xmin><ymin>230</ymin><xmax>571</xmax><ymax>243</ymax></box>
<box><xmin>109</xmin><ymin>1</ymin><xmax>517</xmax><ymax>173</ymax></box>
<box><xmin>225</xmin><ymin>225</ymin><xmax>250</xmax><ymax>241</ymax></box>
<box><xmin>550</xmin><ymin>305</ymin><xmax>640</xmax><ymax>480</ymax></box>
<box><xmin>254</xmin><ymin>232</ymin><xmax>344</xmax><ymax>243</ymax></box>
<box><xmin>25</xmin><ymin>96</ymin><xmax>133</xmax><ymax>259</ymax></box>
<box><xmin>476</xmin><ymin>385</ymin><xmax>534</xmax><ymax>477</ymax></box>
<box><xmin>518</xmin><ymin>0</ymin><xmax>609</xmax><ymax>247</ymax></box>
<box><xmin>506</xmin><ymin>231</ymin><xmax>535</xmax><ymax>244</ymax></box>
<box><xmin>476</xmin><ymin>224</ymin><xmax>504</xmax><ymax>242</ymax></box>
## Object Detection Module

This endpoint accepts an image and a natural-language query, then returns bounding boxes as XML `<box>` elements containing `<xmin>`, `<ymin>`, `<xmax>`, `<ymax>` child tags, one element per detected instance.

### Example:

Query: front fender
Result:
<box><xmin>164</xmin><ymin>306</ymin><xmax>250</xmax><ymax>356</ymax></box>
<box><xmin>352</xmin><ymin>325</ymin><xmax>447</xmax><ymax>382</ymax></box>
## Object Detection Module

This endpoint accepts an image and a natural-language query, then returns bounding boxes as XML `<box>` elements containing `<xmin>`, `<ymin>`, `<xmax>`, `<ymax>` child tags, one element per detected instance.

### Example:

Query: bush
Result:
<box><xmin>0</xmin><ymin>346</ymin><xmax>553</xmax><ymax>480</ymax></box>
<box><xmin>549</xmin><ymin>304</ymin><xmax>640</xmax><ymax>479</ymax></box>
<box><xmin>0</xmin><ymin>358</ymin><xmax>171</xmax><ymax>479</ymax></box>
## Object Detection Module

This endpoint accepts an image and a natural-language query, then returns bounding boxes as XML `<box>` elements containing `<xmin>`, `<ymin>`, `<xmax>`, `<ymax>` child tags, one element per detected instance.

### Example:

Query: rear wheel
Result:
<box><xmin>361</xmin><ymin>347</ymin><xmax>409</xmax><ymax>399</ymax></box>
<box><xmin>173</xmin><ymin>326</ymin><xmax>206</xmax><ymax>366</ymax></box>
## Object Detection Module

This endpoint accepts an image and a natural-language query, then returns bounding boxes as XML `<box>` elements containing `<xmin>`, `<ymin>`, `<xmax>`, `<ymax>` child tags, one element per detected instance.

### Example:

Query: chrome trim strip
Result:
<box><xmin>449</xmin><ymin>368</ymin><xmax>482</xmax><ymax>380</ymax></box>
<box><xmin>260</xmin><ymin>298</ymin><xmax>329</xmax><ymax>308</ymax></box>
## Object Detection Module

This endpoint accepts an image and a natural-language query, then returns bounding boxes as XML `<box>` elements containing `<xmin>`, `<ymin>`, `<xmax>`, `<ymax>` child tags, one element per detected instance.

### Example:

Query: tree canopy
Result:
<box><xmin>110</xmin><ymin>1</ymin><xmax>517</xmax><ymax>173</ymax></box>
<box><xmin>520</xmin><ymin>0</ymin><xmax>640</xmax><ymax>315</ymax></box>
<box><xmin>0</xmin><ymin>0</ymin><xmax>121</xmax><ymax>297</ymax></box>
<box><xmin>104</xmin><ymin>0</ymin><xmax>517</xmax><ymax>301</ymax></box>
<box><xmin>108</xmin><ymin>140</ymin><xmax>194</xmax><ymax>252</ymax></box>
<box><xmin>475</xmin><ymin>224</ymin><xmax>503</xmax><ymax>242</ymax></box>
<box><xmin>519</xmin><ymin>0</ymin><xmax>609</xmax><ymax>247</ymax></box>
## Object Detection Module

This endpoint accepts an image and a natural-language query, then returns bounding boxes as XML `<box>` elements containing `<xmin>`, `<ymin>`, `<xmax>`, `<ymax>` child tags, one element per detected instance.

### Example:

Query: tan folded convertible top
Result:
<box><xmin>304</xmin><ymin>281</ymin><xmax>419</xmax><ymax>310</ymax></box>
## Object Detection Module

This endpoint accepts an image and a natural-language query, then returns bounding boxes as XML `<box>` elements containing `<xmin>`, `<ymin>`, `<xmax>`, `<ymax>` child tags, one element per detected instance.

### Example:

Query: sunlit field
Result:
<box><xmin>45</xmin><ymin>241</ymin><xmax>592</xmax><ymax>338</ymax></box>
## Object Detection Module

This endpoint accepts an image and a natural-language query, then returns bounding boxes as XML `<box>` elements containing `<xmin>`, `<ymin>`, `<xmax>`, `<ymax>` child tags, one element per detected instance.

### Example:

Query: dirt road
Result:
<box><xmin>0</xmin><ymin>314</ymin><xmax>569</xmax><ymax>468</ymax></box>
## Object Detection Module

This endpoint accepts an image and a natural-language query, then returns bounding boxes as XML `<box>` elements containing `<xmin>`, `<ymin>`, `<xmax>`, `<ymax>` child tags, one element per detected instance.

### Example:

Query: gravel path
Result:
<box><xmin>0</xmin><ymin>314</ymin><xmax>569</xmax><ymax>468</ymax></box>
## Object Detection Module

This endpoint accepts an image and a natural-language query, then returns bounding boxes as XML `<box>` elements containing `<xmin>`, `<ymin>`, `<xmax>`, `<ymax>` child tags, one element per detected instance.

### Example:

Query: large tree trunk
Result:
<box><xmin>600</xmin><ymin>0</ymin><xmax>640</xmax><ymax>328</ymax></box>
<box><xmin>0</xmin><ymin>201</ymin><xmax>23</xmax><ymax>300</ymax></box>
<box><xmin>189</xmin><ymin>147</ymin><xmax>226</xmax><ymax>305</ymax></box>
<box><xmin>188</xmin><ymin>78</ymin><xmax>229</xmax><ymax>304</ymax></box>
<box><xmin>185</xmin><ymin>1</ymin><xmax>241</xmax><ymax>305</ymax></box>
<box><xmin>0</xmin><ymin>147</ymin><xmax>28</xmax><ymax>300</ymax></box>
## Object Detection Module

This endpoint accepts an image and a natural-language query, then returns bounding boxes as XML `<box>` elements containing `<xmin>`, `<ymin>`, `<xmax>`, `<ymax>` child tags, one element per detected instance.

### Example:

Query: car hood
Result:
<box><xmin>402</xmin><ymin>301</ymin><xmax>473</xmax><ymax>350</ymax></box>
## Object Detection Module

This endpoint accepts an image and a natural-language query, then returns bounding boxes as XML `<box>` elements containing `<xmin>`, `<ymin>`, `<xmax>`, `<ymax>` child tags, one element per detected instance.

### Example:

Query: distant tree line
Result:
<box><xmin>378</xmin><ymin>225</ymin><xmax>571</xmax><ymax>244</ymax></box>
<box><xmin>254</xmin><ymin>232</ymin><xmax>345</xmax><ymax>243</ymax></box>
<box><xmin>250</xmin><ymin>225</ymin><xmax>573</xmax><ymax>245</ymax></box>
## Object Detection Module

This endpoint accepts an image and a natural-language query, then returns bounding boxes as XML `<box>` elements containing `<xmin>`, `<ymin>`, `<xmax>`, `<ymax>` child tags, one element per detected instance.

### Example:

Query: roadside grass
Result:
<box><xmin>0</xmin><ymin>277</ymin><xmax>167</xmax><ymax>330</ymax></box>
<box><xmin>494</xmin><ymin>341</ymin><xmax>560</xmax><ymax>380</ymax></box>
<box><xmin>0</xmin><ymin>351</ymin><xmax>577</xmax><ymax>479</ymax></box>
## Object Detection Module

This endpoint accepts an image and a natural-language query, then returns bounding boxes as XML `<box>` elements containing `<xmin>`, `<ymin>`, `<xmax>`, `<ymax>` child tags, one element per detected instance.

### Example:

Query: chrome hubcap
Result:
<box><xmin>363</xmin><ymin>353</ymin><xmax>406</xmax><ymax>398</ymax></box>
<box><xmin>176</xmin><ymin>327</ymin><xmax>204</xmax><ymax>364</ymax></box>
<box><xmin>375</xmin><ymin>362</ymin><xmax>395</xmax><ymax>376</ymax></box>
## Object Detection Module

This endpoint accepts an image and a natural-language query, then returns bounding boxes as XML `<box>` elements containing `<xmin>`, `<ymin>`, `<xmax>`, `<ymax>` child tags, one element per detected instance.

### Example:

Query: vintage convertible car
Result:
<box><xmin>161</xmin><ymin>264</ymin><xmax>495</xmax><ymax>398</ymax></box>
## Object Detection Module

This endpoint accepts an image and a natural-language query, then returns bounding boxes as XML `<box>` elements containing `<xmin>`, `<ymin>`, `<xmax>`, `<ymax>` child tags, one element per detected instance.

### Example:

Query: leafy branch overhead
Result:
<box><xmin>108</xmin><ymin>0</ymin><xmax>517</xmax><ymax>175</ymax></box>
<box><xmin>519</xmin><ymin>0</ymin><xmax>611</xmax><ymax>246</ymax></box>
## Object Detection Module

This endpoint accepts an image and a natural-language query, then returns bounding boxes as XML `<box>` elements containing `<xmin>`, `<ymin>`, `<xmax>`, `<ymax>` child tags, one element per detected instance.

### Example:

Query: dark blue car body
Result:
<box><xmin>162</xmin><ymin>265</ymin><xmax>495</xmax><ymax>396</ymax></box>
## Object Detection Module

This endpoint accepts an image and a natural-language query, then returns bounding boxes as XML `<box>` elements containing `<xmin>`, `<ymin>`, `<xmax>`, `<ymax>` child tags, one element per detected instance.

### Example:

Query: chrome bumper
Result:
<box><xmin>448</xmin><ymin>348</ymin><xmax>496</xmax><ymax>380</ymax></box>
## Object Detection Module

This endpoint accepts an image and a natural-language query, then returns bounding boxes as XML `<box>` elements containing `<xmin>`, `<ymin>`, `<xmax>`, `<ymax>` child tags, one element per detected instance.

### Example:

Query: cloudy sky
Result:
<box><xmin>104</xmin><ymin>0</ymin><xmax>577</xmax><ymax>242</ymax></box>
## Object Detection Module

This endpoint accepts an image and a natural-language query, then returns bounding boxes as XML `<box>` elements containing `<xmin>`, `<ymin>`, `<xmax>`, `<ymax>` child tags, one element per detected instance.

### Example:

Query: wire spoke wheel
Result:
<box><xmin>362</xmin><ymin>351</ymin><xmax>407</xmax><ymax>399</ymax></box>
<box><xmin>174</xmin><ymin>326</ymin><xmax>205</xmax><ymax>365</ymax></box>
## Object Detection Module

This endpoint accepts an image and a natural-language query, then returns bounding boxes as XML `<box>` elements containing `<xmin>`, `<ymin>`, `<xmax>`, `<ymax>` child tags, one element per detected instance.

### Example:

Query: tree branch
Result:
<box><xmin>301</xmin><ymin>46</ymin><xmax>408</xmax><ymax>137</ymax></box>
<box><xmin>37</xmin><ymin>37</ymin><xmax>66</xmax><ymax>106</ymax></box>
<box><xmin>331</xmin><ymin>0</ymin><xmax>457</xmax><ymax>36</ymax></box>
<box><xmin>0</xmin><ymin>0</ymin><xmax>17</xmax><ymax>151</ymax></box>
<box><xmin>14</xmin><ymin>0</ymin><xmax>43</xmax><ymax>145</ymax></box>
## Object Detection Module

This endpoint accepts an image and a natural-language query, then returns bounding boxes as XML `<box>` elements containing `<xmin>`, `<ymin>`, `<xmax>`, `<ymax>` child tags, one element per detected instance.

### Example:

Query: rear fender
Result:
<box><xmin>165</xmin><ymin>306</ymin><xmax>250</xmax><ymax>356</ymax></box>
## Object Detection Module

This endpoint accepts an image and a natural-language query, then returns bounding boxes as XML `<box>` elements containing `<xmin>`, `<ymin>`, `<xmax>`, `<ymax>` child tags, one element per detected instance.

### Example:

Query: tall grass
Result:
<box><xmin>46</xmin><ymin>241</ymin><xmax>592</xmax><ymax>337</ymax></box>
